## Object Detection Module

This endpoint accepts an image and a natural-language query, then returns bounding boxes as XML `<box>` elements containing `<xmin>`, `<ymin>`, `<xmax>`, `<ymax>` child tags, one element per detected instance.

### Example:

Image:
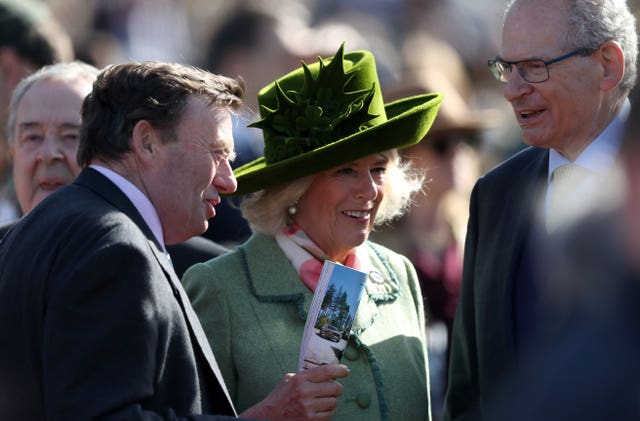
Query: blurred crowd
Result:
<box><xmin>0</xmin><ymin>2</ymin><xmax>520</xmax><ymax>419</ymax></box>
<box><xmin>0</xmin><ymin>0</ymin><xmax>526</xmax><ymax>232</ymax></box>
<box><xmin>43</xmin><ymin>0</ymin><xmax>521</xmax><ymax>159</ymax></box>
<box><xmin>0</xmin><ymin>0</ymin><xmax>570</xmax><ymax>419</ymax></box>
<box><xmin>4</xmin><ymin>1</ymin><xmax>639</xmax><ymax>420</ymax></box>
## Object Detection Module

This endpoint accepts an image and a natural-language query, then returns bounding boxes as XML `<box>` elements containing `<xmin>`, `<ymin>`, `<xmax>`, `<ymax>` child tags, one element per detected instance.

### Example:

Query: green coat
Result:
<box><xmin>183</xmin><ymin>233</ymin><xmax>431</xmax><ymax>421</ymax></box>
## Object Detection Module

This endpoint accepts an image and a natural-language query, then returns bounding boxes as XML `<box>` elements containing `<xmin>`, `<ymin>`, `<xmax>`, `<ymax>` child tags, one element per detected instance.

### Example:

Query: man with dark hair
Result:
<box><xmin>0</xmin><ymin>61</ymin><xmax>348</xmax><ymax>420</ymax></box>
<box><xmin>0</xmin><ymin>60</ymin><xmax>229</xmax><ymax>278</ymax></box>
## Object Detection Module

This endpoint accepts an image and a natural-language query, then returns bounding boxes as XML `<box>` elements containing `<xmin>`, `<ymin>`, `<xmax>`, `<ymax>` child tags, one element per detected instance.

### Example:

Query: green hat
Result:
<box><xmin>231</xmin><ymin>43</ymin><xmax>443</xmax><ymax>196</ymax></box>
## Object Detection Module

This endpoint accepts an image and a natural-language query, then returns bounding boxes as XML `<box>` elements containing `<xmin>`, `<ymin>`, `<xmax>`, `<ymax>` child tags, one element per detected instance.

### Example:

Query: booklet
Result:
<box><xmin>298</xmin><ymin>260</ymin><xmax>368</xmax><ymax>371</ymax></box>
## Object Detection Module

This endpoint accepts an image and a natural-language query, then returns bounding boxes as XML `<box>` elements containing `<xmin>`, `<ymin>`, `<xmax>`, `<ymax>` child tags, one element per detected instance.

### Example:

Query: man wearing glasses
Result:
<box><xmin>444</xmin><ymin>0</ymin><xmax>637</xmax><ymax>420</ymax></box>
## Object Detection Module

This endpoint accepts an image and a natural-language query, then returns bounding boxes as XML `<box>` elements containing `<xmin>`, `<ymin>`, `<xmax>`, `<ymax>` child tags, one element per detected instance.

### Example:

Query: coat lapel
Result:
<box><xmin>75</xmin><ymin>168</ymin><xmax>237</xmax><ymax>415</ymax></box>
<box><xmin>238</xmin><ymin>235</ymin><xmax>313</xmax><ymax>371</ymax></box>
<box><xmin>241</xmin><ymin>234</ymin><xmax>312</xmax><ymax>318</ymax></box>
<box><xmin>478</xmin><ymin>148</ymin><xmax>548</xmax><ymax>374</ymax></box>
<box><xmin>351</xmin><ymin>243</ymin><xmax>400</xmax><ymax>335</ymax></box>
<box><xmin>242</xmin><ymin>235</ymin><xmax>401</xmax><ymax>344</ymax></box>
<box><xmin>153</xmin><ymin>246</ymin><xmax>237</xmax><ymax>415</ymax></box>
<box><xmin>74</xmin><ymin>168</ymin><xmax>165</xmax><ymax>252</ymax></box>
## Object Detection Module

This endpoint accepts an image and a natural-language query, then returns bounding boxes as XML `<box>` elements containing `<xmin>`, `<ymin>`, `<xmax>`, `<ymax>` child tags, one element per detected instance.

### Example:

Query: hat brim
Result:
<box><xmin>229</xmin><ymin>92</ymin><xmax>443</xmax><ymax>196</ymax></box>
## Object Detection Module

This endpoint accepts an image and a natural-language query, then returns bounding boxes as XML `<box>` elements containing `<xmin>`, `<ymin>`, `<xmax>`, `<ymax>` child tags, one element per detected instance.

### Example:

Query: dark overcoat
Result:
<box><xmin>444</xmin><ymin>146</ymin><xmax>548</xmax><ymax>420</ymax></box>
<box><xmin>0</xmin><ymin>168</ymin><xmax>238</xmax><ymax>420</ymax></box>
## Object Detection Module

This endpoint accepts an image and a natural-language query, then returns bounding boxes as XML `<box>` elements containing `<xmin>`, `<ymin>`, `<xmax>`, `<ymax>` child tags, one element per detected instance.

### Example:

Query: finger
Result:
<box><xmin>308</xmin><ymin>395</ymin><xmax>340</xmax><ymax>413</ymax></box>
<box><xmin>313</xmin><ymin>407</ymin><xmax>339</xmax><ymax>421</ymax></box>
<box><xmin>311</xmin><ymin>379</ymin><xmax>344</xmax><ymax>398</ymax></box>
<box><xmin>291</xmin><ymin>398</ymin><xmax>339</xmax><ymax>421</ymax></box>
<box><xmin>303</xmin><ymin>364</ymin><xmax>350</xmax><ymax>382</ymax></box>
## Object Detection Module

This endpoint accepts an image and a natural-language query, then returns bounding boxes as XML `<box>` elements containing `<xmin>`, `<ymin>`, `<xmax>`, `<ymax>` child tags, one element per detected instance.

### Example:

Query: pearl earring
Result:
<box><xmin>288</xmin><ymin>204</ymin><xmax>297</xmax><ymax>215</ymax></box>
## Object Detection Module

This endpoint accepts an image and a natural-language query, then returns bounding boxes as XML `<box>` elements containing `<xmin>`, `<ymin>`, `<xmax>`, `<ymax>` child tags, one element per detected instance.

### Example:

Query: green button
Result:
<box><xmin>344</xmin><ymin>345</ymin><xmax>359</xmax><ymax>361</ymax></box>
<box><xmin>356</xmin><ymin>393</ymin><xmax>371</xmax><ymax>408</ymax></box>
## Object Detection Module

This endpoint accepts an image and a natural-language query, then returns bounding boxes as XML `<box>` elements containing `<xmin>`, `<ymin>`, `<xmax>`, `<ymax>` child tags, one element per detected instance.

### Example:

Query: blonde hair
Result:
<box><xmin>241</xmin><ymin>149</ymin><xmax>425</xmax><ymax>235</ymax></box>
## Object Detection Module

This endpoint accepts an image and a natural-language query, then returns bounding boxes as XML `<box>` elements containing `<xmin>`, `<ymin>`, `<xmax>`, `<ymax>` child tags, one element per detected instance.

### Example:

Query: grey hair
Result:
<box><xmin>241</xmin><ymin>149</ymin><xmax>425</xmax><ymax>235</ymax></box>
<box><xmin>241</xmin><ymin>175</ymin><xmax>315</xmax><ymax>235</ymax></box>
<box><xmin>6</xmin><ymin>60</ymin><xmax>100</xmax><ymax>144</ymax></box>
<box><xmin>504</xmin><ymin>0</ymin><xmax>638</xmax><ymax>95</ymax></box>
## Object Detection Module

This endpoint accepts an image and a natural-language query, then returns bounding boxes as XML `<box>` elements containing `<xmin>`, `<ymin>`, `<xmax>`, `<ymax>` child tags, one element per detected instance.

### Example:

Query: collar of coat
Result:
<box><xmin>239</xmin><ymin>233</ymin><xmax>401</xmax><ymax>332</ymax></box>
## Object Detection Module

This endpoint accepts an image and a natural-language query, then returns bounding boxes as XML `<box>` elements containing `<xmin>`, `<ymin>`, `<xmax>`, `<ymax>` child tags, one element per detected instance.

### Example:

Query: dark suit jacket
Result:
<box><xmin>0</xmin><ymin>220</ymin><xmax>13</xmax><ymax>239</ymax></box>
<box><xmin>488</xmin><ymin>210</ymin><xmax>640</xmax><ymax>420</ymax></box>
<box><xmin>444</xmin><ymin>146</ymin><xmax>549</xmax><ymax>420</ymax></box>
<box><xmin>0</xmin><ymin>168</ymin><xmax>239</xmax><ymax>420</ymax></box>
<box><xmin>167</xmin><ymin>237</ymin><xmax>228</xmax><ymax>279</ymax></box>
<box><xmin>0</xmin><ymin>222</ymin><xmax>229</xmax><ymax>279</ymax></box>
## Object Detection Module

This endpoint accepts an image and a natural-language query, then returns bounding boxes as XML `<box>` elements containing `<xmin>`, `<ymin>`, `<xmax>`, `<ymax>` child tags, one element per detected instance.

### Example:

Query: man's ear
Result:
<box><xmin>131</xmin><ymin>120</ymin><xmax>159</xmax><ymax>163</ymax></box>
<box><xmin>598</xmin><ymin>40</ymin><xmax>625</xmax><ymax>92</ymax></box>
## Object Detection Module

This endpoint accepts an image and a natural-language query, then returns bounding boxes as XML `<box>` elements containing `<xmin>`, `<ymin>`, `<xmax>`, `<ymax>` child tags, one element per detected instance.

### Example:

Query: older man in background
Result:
<box><xmin>0</xmin><ymin>0</ymin><xmax>73</xmax><ymax>221</ymax></box>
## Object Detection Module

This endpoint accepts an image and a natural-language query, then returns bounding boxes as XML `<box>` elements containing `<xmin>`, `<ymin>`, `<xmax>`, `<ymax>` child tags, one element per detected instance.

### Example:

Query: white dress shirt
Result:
<box><xmin>89</xmin><ymin>164</ymin><xmax>166</xmax><ymax>252</ymax></box>
<box><xmin>545</xmin><ymin>98</ymin><xmax>630</xmax><ymax>216</ymax></box>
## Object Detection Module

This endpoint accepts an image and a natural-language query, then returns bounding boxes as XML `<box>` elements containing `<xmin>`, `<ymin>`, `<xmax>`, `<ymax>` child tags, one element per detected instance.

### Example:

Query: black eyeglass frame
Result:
<box><xmin>488</xmin><ymin>47</ymin><xmax>597</xmax><ymax>83</ymax></box>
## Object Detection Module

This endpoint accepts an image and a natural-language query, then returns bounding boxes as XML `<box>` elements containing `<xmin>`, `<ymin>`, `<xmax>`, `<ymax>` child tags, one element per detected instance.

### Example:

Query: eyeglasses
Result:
<box><xmin>488</xmin><ymin>48</ymin><xmax>596</xmax><ymax>83</ymax></box>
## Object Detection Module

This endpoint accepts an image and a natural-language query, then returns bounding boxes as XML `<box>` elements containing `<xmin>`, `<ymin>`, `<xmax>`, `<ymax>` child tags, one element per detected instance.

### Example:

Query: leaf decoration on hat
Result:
<box><xmin>250</xmin><ymin>43</ymin><xmax>378</xmax><ymax>164</ymax></box>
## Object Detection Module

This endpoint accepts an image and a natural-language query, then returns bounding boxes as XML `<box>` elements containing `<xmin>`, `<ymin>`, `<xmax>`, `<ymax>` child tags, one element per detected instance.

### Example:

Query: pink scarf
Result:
<box><xmin>275</xmin><ymin>224</ymin><xmax>361</xmax><ymax>291</ymax></box>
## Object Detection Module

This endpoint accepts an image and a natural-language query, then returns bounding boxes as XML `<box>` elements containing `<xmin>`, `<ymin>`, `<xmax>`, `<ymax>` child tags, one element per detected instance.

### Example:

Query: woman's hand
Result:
<box><xmin>239</xmin><ymin>364</ymin><xmax>350</xmax><ymax>420</ymax></box>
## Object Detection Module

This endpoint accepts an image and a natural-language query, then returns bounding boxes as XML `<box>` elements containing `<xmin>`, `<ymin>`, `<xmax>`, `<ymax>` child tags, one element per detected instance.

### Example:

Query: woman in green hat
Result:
<box><xmin>183</xmin><ymin>44</ymin><xmax>442</xmax><ymax>420</ymax></box>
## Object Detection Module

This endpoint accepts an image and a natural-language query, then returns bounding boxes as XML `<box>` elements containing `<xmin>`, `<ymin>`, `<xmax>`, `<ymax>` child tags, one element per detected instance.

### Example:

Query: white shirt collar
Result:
<box><xmin>544</xmin><ymin>99</ymin><xmax>631</xmax><ymax>217</ymax></box>
<box><xmin>89</xmin><ymin>164</ymin><xmax>166</xmax><ymax>250</ymax></box>
<box><xmin>548</xmin><ymin>98</ymin><xmax>630</xmax><ymax>184</ymax></box>
<box><xmin>547</xmin><ymin>98</ymin><xmax>631</xmax><ymax>183</ymax></box>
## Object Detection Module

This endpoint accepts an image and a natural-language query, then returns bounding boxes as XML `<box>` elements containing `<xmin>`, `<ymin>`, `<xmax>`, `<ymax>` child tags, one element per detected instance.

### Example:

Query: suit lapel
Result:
<box><xmin>74</xmin><ymin>168</ymin><xmax>162</xmax><ymax>250</ymax></box>
<box><xmin>75</xmin><ymin>168</ymin><xmax>237</xmax><ymax>415</ymax></box>
<box><xmin>478</xmin><ymin>148</ymin><xmax>549</xmax><ymax>375</ymax></box>
<box><xmin>152</xmin><ymin>246</ymin><xmax>237</xmax><ymax>415</ymax></box>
